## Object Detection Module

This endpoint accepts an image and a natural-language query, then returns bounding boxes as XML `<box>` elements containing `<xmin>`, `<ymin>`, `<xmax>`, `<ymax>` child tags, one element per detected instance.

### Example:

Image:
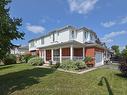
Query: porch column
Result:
<box><xmin>39</xmin><ymin>50</ymin><xmax>42</xmax><ymax>58</ymax></box>
<box><xmin>70</xmin><ymin>45</ymin><xmax>73</xmax><ymax>60</ymax></box>
<box><xmin>83</xmin><ymin>47</ymin><xmax>85</xmax><ymax>58</ymax></box>
<box><xmin>51</xmin><ymin>49</ymin><xmax>54</xmax><ymax>62</ymax></box>
<box><xmin>60</xmin><ymin>47</ymin><xmax>62</xmax><ymax>63</ymax></box>
<box><xmin>44</xmin><ymin>49</ymin><xmax>46</xmax><ymax>62</ymax></box>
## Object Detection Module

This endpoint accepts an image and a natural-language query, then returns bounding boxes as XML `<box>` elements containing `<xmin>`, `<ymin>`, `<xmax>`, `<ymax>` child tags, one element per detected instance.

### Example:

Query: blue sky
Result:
<box><xmin>10</xmin><ymin>0</ymin><xmax>127</xmax><ymax>50</ymax></box>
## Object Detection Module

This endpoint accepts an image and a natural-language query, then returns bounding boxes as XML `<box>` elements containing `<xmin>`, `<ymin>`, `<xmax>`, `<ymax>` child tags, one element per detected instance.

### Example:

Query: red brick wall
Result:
<box><xmin>85</xmin><ymin>47</ymin><xmax>105</xmax><ymax>66</ymax></box>
<box><xmin>85</xmin><ymin>47</ymin><xmax>95</xmax><ymax>65</ymax></box>
<box><xmin>85</xmin><ymin>47</ymin><xmax>95</xmax><ymax>57</ymax></box>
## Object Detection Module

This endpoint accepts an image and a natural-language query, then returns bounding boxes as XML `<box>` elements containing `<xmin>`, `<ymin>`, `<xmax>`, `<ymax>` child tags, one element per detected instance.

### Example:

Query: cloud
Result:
<box><xmin>101</xmin><ymin>16</ymin><xmax>127</xmax><ymax>28</ymax></box>
<box><xmin>26</xmin><ymin>23</ymin><xmax>45</xmax><ymax>33</ymax></box>
<box><xmin>101</xmin><ymin>21</ymin><xmax>116</xmax><ymax>28</ymax></box>
<box><xmin>119</xmin><ymin>46</ymin><xmax>125</xmax><ymax>51</ymax></box>
<box><xmin>41</xmin><ymin>17</ymin><xmax>60</xmax><ymax>24</ymax></box>
<box><xmin>121</xmin><ymin>16</ymin><xmax>127</xmax><ymax>24</ymax></box>
<box><xmin>68</xmin><ymin>0</ymin><xmax>98</xmax><ymax>15</ymax></box>
<box><xmin>101</xmin><ymin>30</ymin><xmax>127</xmax><ymax>43</ymax></box>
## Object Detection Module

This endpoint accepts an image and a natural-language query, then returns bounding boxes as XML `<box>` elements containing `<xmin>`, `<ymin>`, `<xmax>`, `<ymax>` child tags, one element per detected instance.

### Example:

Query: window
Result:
<box><xmin>41</xmin><ymin>38</ymin><xmax>44</xmax><ymax>45</ymax></box>
<box><xmin>84</xmin><ymin>32</ymin><xmax>88</xmax><ymax>39</ymax></box>
<box><xmin>53</xmin><ymin>33</ymin><xmax>55</xmax><ymax>42</ymax></box>
<box><xmin>71</xmin><ymin>31</ymin><xmax>74</xmax><ymax>39</ymax></box>
<box><xmin>57</xmin><ymin>32</ymin><xmax>59</xmax><ymax>36</ymax></box>
<box><xmin>30</xmin><ymin>41</ymin><xmax>34</xmax><ymax>47</ymax></box>
<box><xmin>90</xmin><ymin>33</ymin><xmax>93</xmax><ymax>40</ymax></box>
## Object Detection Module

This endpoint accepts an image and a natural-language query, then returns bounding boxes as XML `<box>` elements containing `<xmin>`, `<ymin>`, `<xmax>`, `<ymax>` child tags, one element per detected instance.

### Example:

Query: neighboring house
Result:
<box><xmin>28</xmin><ymin>25</ymin><xmax>109</xmax><ymax>67</ymax></box>
<box><xmin>11</xmin><ymin>45</ymin><xmax>29</xmax><ymax>55</ymax></box>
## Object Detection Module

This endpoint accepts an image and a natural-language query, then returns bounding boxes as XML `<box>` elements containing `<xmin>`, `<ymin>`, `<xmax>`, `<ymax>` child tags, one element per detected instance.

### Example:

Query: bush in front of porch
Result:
<box><xmin>60</xmin><ymin>60</ymin><xmax>87</xmax><ymax>71</ymax></box>
<box><xmin>28</xmin><ymin>57</ymin><xmax>44</xmax><ymax>66</ymax></box>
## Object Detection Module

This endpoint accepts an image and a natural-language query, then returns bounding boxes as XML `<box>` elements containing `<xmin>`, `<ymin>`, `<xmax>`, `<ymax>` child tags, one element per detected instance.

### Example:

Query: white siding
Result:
<box><xmin>76</xmin><ymin>31</ymin><xmax>84</xmax><ymax>43</ymax></box>
<box><xmin>29</xmin><ymin>28</ymin><xmax>98</xmax><ymax>51</ymax></box>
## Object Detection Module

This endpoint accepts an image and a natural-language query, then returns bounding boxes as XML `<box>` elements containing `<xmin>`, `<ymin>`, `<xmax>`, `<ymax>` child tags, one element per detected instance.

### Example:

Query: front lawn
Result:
<box><xmin>0</xmin><ymin>64</ymin><xmax>127</xmax><ymax>95</ymax></box>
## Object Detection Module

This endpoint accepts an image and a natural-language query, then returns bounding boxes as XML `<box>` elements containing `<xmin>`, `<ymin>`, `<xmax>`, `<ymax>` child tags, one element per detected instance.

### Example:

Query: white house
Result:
<box><xmin>28</xmin><ymin>26</ymin><xmax>109</xmax><ymax>67</ymax></box>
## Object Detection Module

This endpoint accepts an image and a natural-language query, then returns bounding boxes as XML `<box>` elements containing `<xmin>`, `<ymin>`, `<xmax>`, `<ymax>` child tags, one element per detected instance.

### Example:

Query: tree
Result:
<box><xmin>119</xmin><ymin>46</ymin><xmax>127</xmax><ymax>76</ymax></box>
<box><xmin>0</xmin><ymin>0</ymin><xmax>24</xmax><ymax>62</ymax></box>
<box><xmin>121</xmin><ymin>45</ymin><xmax>127</xmax><ymax>59</ymax></box>
<box><xmin>111</xmin><ymin>45</ymin><xmax>120</xmax><ymax>56</ymax></box>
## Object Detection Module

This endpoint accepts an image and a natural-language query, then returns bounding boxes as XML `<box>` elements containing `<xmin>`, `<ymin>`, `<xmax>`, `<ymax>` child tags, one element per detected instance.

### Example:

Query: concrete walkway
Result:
<box><xmin>57</xmin><ymin>68</ymin><xmax>97</xmax><ymax>74</ymax></box>
<box><xmin>36</xmin><ymin>65</ymin><xmax>97</xmax><ymax>74</ymax></box>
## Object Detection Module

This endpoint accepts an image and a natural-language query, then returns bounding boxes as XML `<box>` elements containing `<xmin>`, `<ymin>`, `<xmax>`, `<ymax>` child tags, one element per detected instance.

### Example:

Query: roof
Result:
<box><xmin>37</xmin><ymin>40</ymin><xmax>85</xmax><ymax>49</ymax></box>
<box><xmin>28</xmin><ymin>25</ymin><xmax>76</xmax><ymax>42</ymax></box>
<box><xmin>85</xmin><ymin>43</ymin><xmax>107</xmax><ymax>50</ymax></box>
<box><xmin>28</xmin><ymin>25</ymin><xmax>97</xmax><ymax>43</ymax></box>
<box><xmin>19</xmin><ymin>45</ymin><xmax>29</xmax><ymax>50</ymax></box>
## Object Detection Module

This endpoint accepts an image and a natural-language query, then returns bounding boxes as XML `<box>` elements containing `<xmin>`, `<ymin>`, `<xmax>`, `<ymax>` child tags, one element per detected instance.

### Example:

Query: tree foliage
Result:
<box><xmin>121</xmin><ymin>45</ymin><xmax>127</xmax><ymax>59</ymax></box>
<box><xmin>0</xmin><ymin>0</ymin><xmax>24</xmax><ymax>61</ymax></box>
<box><xmin>111</xmin><ymin>45</ymin><xmax>120</xmax><ymax>56</ymax></box>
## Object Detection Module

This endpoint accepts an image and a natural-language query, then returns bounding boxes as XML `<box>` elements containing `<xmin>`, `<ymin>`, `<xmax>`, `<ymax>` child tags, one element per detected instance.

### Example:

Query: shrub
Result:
<box><xmin>83</xmin><ymin>56</ymin><xmax>92</xmax><ymax>63</ymax></box>
<box><xmin>75</xmin><ymin>60</ymin><xmax>87</xmax><ymax>69</ymax></box>
<box><xmin>21</xmin><ymin>54</ymin><xmax>36</xmax><ymax>63</ymax></box>
<box><xmin>60</xmin><ymin>60</ymin><xmax>76</xmax><ymax>70</ymax></box>
<box><xmin>28</xmin><ymin>57</ymin><xmax>44</xmax><ymax>66</ymax></box>
<box><xmin>60</xmin><ymin>60</ymin><xmax>87</xmax><ymax>70</ymax></box>
<box><xmin>51</xmin><ymin>62</ymin><xmax>60</xmax><ymax>69</ymax></box>
<box><xmin>3</xmin><ymin>54</ymin><xmax>16</xmax><ymax>65</ymax></box>
<box><xmin>119</xmin><ymin>58</ymin><xmax>127</xmax><ymax>76</ymax></box>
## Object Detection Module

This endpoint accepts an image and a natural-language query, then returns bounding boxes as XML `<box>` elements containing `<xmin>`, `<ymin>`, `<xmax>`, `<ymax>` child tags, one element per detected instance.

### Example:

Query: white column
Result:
<box><xmin>51</xmin><ymin>49</ymin><xmax>54</xmax><ymax>62</ymax></box>
<box><xmin>70</xmin><ymin>45</ymin><xmax>73</xmax><ymax>60</ymax></box>
<box><xmin>60</xmin><ymin>47</ymin><xmax>62</xmax><ymax>63</ymax></box>
<box><xmin>39</xmin><ymin>50</ymin><xmax>41</xmax><ymax>58</ymax></box>
<box><xmin>44</xmin><ymin>49</ymin><xmax>46</xmax><ymax>62</ymax></box>
<box><xmin>83</xmin><ymin>47</ymin><xmax>85</xmax><ymax>58</ymax></box>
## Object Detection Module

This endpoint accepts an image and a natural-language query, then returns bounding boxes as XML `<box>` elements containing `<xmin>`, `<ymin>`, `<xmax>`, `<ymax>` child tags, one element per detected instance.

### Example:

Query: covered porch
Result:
<box><xmin>38</xmin><ymin>41</ymin><xmax>85</xmax><ymax>63</ymax></box>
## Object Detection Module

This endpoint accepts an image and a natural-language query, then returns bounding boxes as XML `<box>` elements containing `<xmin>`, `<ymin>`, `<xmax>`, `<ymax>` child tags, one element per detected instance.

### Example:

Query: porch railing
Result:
<box><xmin>46</xmin><ymin>56</ymin><xmax>83</xmax><ymax>61</ymax></box>
<box><xmin>73</xmin><ymin>56</ymin><xmax>83</xmax><ymax>60</ymax></box>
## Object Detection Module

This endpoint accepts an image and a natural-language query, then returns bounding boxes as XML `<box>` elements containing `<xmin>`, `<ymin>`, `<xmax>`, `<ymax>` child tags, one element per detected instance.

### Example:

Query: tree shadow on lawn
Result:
<box><xmin>0</xmin><ymin>68</ymin><xmax>55</xmax><ymax>95</ymax></box>
<box><xmin>0</xmin><ymin>65</ymin><xmax>14</xmax><ymax>70</ymax></box>
<box><xmin>98</xmin><ymin>76</ymin><xmax>114</xmax><ymax>95</ymax></box>
<box><xmin>115</xmin><ymin>73</ymin><xmax>127</xmax><ymax>79</ymax></box>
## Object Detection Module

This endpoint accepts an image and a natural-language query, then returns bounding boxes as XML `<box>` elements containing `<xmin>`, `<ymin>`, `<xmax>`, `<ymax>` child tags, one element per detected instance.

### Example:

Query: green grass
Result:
<box><xmin>0</xmin><ymin>64</ymin><xmax>127</xmax><ymax>95</ymax></box>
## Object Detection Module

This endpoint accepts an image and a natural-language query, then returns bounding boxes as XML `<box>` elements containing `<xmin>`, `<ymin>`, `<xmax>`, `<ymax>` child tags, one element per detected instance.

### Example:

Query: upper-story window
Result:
<box><xmin>72</xmin><ymin>31</ymin><xmax>74</xmax><ymax>39</ymax></box>
<box><xmin>53</xmin><ymin>33</ymin><xmax>55</xmax><ymax>42</ymax></box>
<box><xmin>57</xmin><ymin>32</ymin><xmax>59</xmax><ymax>36</ymax></box>
<box><xmin>90</xmin><ymin>33</ymin><xmax>92</xmax><ymax>40</ymax></box>
<box><xmin>41</xmin><ymin>38</ymin><xmax>44</xmax><ymax>45</ymax></box>
<box><xmin>84</xmin><ymin>32</ymin><xmax>88</xmax><ymax>39</ymax></box>
<box><xmin>30</xmin><ymin>41</ymin><xmax>34</xmax><ymax>47</ymax></box>
<box><xmin>90</xmin><ymin>33</ymin><xmax>95</xmax><ymax>40</ymax></box>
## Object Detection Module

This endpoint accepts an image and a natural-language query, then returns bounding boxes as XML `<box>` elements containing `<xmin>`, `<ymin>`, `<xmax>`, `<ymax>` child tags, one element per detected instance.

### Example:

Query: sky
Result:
<box><xmin>9</xmin><ymin>0</ymin><xmax>127</xmax><ymax>50</ymax></box>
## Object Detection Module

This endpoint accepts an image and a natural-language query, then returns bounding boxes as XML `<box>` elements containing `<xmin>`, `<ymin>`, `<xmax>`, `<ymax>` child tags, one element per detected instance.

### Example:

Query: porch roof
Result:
<box><xmin>37</xmin><ymin>40</ymin><xmax>85</xmax><ymax>49</ymax></box>
<box><xmin>85</xmin><ymin>43</ymin><xmax>107</xmax><ymax>50</ymax></box>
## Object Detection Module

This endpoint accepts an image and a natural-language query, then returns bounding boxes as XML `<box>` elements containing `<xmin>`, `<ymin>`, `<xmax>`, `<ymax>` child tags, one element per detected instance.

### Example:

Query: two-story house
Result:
<box><xmin>29</xmin><ymin>26</ymin><xmax>108</xmax><ymax>67</ymax></box>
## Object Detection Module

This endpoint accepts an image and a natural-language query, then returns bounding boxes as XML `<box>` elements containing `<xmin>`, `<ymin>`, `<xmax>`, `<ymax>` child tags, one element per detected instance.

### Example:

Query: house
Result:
<box><xmin>28</xmin><ymin>25</ymin><xmax>109</xmax><ymax>67</ymax></box>
<box><xmin>11</xmin><ymin>45</ymin><xmax>29</xmax><ymax>55</ymax></box>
